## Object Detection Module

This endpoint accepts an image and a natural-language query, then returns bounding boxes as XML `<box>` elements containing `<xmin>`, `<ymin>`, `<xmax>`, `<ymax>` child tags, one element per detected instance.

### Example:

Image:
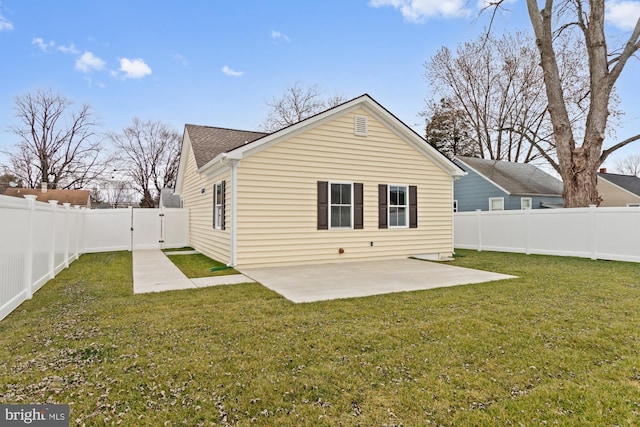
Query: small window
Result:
<box><xmin>354</xmin><ymin>115</ymin><xmax>368</xmax><ymax>136</ymax></box>
<box><xmin>214</xmin><ymin>181</ymin><xmax>224</xmax><ymax>229</ymax></box>
<box><xmin>521</xmin><ymin>197</ymin><xmax>532</xmax><ymax>210</ymax></box>
<box><xmin>489</xmin><ymin>197</ymin><xmax>504</xmax><ymax>211</ymax></box>
<box><xmin>330</xmin><ymin>183</ymin><xmax>353</xmax><ymax>229</ymax></box>
<box><xmin>453</xmin><ymin>200</ymin><xmax>458</xmax><ymax>213</ymax></box>
<box><xmin>389</xmin><ymin>185</ymin><xmax>408</xmax><ymax>227</ymax></box>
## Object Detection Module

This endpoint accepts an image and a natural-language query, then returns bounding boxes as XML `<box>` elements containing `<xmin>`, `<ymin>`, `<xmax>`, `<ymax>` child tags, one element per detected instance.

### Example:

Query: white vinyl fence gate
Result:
<box><xmin>0</xmin><ymin>194</ymin><xmax>189</xmax><ymax>321</ymax></box>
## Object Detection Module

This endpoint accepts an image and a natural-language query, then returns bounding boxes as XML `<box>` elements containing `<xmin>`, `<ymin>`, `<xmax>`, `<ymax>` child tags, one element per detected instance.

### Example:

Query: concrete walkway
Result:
<box><xmin>132</xmin><ymin>251</ymin><xmax>516</xmax><ymax>302</ymax></box>
<box><xmin>132</xmin><ymin>250</ymin><xmax>255</xmax><ymax>294</ymax></box>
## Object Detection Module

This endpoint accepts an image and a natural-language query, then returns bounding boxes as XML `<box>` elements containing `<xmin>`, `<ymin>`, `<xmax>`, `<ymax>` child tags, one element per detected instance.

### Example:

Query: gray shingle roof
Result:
<box><xmin>598</xmin><ymin>172</ymin><xmax>640</xmax><ymax>196</ymax></box>
<box><xmin>185</xmin><ymin>124</ymin><xmax>267</xmax><ymax>169</ymax></box>
<box><xmin>456</xmin><ymin>156</ymin><xmax>563</xmax><ymax>196</ymax></box>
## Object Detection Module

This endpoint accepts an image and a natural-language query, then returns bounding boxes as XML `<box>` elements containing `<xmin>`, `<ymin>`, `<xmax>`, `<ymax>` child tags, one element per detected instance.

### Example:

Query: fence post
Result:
<box><xmin>24</xmin><ymin>195</ymin><xmax>37</xmax><ymax>300</ymax></box>
<box><xmin>63</xmin><ymin>203</ymin><xmax>71</xmax><ymax>268</ymax></box>
<box><xmin>524</xmin><ymin>208</ymin><xmax>531</xmax><ymax>255</ymax></box>
<box><xmin>589</xmin><ymin>205</ymin><xmax>597</xmax><ymax>260</ymax></box>
<box><xmin>476</xmin><ymin>209</ymin><xmax>482</xmax><ymax>252</ymax></box>
<box><xmin>48</xmin><ymin>201</ymin><xmax>58</xmax><ymax>279</ymax></box>
<box><xmin>74</xmin><ymin>206</ymin><xmax>82</xmax><ymax>260</ymax></box>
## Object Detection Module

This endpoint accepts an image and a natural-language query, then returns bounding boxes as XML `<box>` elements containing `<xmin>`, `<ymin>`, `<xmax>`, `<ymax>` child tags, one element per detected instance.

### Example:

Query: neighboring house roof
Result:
<box><xmin>4</xmin><ymin>188</ymin><xmax>91</xmax><ymax>206</ymax></box>
<box><xmin>598</xmin><ymin>172</ymin><xmax>640</xmax><ymax>197</ymax></box>
<box><xmin>159</xmin><ymin>188</ymin><xmax>182</xmax><ymax>208</ymax></box>
<box><xmin>455</xmin><ymin>156</ymin><xmax>563</xmax><ymax>196</ymax></box>
<box><xmin>185</xmin><ymin>124</ymin><xmax>267</xmax><ymax>169</ymax></box>
<box><xmin>175</xmin><ymin>94</ymin><xmax>465</xmax><ymax>194</ymax></box>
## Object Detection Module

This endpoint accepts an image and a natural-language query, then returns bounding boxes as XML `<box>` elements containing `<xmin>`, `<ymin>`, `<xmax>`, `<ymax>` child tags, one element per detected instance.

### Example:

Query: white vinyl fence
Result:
<box><xmin>454</xmin><ymin>207</ymin><xmax>640</xmax><ymax>263</ymax></box>
<box><xmin>0</xmin><ymin>194</ymin><xmax>189</xmax><ymax>321</ymax></box>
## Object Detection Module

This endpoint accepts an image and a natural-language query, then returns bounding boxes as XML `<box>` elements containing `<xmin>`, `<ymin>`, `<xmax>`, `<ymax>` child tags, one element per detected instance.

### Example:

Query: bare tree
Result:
<box><xmin>109</xmin><ymin>118</ymin><xmax>181</xmax><ymax>208</ymax></box>
<box><xmin>425</xmin><ymin>30</ymin><xmax>590</xmax><ymax>167</ymax></box>
<box><xmin>260</xmin><ymin>82</ymin><xmax>347</xmax><ymax>132</ymax></box>
<box><xmin>487</xmin><ymin>0</ymin><xmax>640</xmax><ymax>206</ymax></box>
<box><xmin>4</xmin><ymin>89</ymin><xmax>106</xmax><ymax>189</ymax></box>
<box><xmin>614</xmin><ymin>154</ymin><xmax>640</xmax><ymax>176</ymax></box>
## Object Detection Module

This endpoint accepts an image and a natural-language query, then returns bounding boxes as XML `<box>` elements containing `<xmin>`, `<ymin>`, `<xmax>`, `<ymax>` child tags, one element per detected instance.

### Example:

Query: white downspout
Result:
<box><xmin>229</xmin><ymin>160</ymin><xmax>239</xmax><ymax>267</ymax></box>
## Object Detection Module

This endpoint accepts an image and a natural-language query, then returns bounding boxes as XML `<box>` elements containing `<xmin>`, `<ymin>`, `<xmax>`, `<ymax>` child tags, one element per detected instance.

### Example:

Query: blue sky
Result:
<box><xmin>0</xmin><ymin>0</ymin><xmax>639</xmax><ymax>170</ymax></box>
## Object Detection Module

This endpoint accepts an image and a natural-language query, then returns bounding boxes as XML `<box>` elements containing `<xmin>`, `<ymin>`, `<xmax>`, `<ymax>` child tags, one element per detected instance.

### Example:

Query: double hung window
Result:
<box><xmin>389</xmin><ymin>185</ymin><xmax>408</xmax><ymax>227</ymax></box>
<box><xmin>330</xmin><ymin>183</ymin><xmax>353</xmax><ymax>229</ymax></box>
<box><xmin>214</xmin><ymin>181</ymin><xmax>225</xmax><ymax>229</ymax></box>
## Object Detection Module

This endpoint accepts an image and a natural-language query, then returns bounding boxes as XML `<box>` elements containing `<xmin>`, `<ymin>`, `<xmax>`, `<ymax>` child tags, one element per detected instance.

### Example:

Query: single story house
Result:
<box><xmin>454</xmin><ymin>156</ymin><xmax>564</xmax><ymax>211</ymax></box>
<box><xmin>597</xmin><ymin>169</ymin><xmax>640</xmax><ymax>207</ymax></box>
<box><xmin>4</xmin><ymin>185</ymin><xmax>91</xmax><ymax>208</ymax></box>
<box><xmin>174</xmin><ymin>94</ymin><xmax>466</xmax><ymax>268</ymax></box>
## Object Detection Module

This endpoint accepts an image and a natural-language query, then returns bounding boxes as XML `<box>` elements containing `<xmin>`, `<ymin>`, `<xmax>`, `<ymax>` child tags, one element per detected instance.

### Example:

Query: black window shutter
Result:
<box><xmin>354</xmin><ymin>183</ymin><xmax>364</xmax><ymax>229</ymax></box>
<box><xmin>221</xmin><ymin>180</ymin><xmax>226</xmax><ymax>230</ymax></box>
<box><xmin>378</xmin><ymin>184</ymin><xmax>388</xmax><ymax>229</ymax></box>
<box><xmin>317</xmin><ymin>181</ymin><xmax>328</xmax><ymax>230</ymax></box>
<box><xmin>409</xmin><ymin>185</ymin><xmax>418</xmax><ymax>228</ymax></box>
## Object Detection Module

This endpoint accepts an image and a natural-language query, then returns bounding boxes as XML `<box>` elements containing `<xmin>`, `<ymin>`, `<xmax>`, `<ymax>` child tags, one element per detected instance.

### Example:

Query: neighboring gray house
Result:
<box><xmin>597</xmin><ymin>170</ymin><xmax>640</xmax><ymax>207</ymax></box>
<box><xmin>454</xmin><ymin>156</ymin><xmax>564</xmax><ymax>211</ymax></box>
<box><xmin>159</xmin><ymin>188</ymin><xmax>182</xmax><ymax>208</ymax></box>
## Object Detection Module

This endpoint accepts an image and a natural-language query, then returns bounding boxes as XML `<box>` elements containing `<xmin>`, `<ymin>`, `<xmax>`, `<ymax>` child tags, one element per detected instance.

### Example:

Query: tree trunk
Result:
<box><xmin>560</xmin><ymin>146</ymin><xmax>601</xmax><ymax>206</ymax></box>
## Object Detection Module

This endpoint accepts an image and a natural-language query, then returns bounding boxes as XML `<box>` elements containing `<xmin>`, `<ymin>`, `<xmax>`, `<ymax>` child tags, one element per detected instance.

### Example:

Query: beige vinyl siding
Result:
<box><xmin>598</xmin><ymin>178</ymin><xmax>640</xmax><ymax>207</ymax></box>
<box><xmin>235</xmin><ymin>109</ymin><xmax>454</xmax><ymax>267</ymax></box>
<box><xmin>180</xmin><ymin>135</ymin><xmax>231</xmax><ymax>264</ymax></box>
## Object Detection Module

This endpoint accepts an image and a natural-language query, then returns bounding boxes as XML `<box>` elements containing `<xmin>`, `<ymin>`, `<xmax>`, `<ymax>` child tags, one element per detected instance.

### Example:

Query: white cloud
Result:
<box><xmin>271</xmin><ymin>30</ymin><xmax>290</xmax><ymax>42</ymax></box>
<box><xmin>369</xmin><ymin>0</ymin><xmax>471</xmax><ymax>22</ymax></box>
<box><xmin>58</xmin><ymin>43</ymin><xmax>80</xmax><ymax>54</ymax></box>
<box><xmin>222</xmin><ymin>65</ymin><xmax>244</xmax><ymax>77</ymax></box>
<box><xmin>0</xmin><ymin>14</ymin><xmax>12</xmax><ymax>31</ymax></box>
<box><xmin>116</xmin><ymin>58</ymin><xmax>152</xmax><ymax>79</ymax></box>
<box><xmin>75</xmin><ymin>51</ymin><xmax>106</xmax><ymax>73</ymax></box>
<box><xmin>32</xmin><ymin>37</ymin><xmax>55</xmax><ymax>52</ymax></box>
<box><xmin>606</xmin><ymin>1</ymin><xmax>640</xmax><ymax>30</ymax></box>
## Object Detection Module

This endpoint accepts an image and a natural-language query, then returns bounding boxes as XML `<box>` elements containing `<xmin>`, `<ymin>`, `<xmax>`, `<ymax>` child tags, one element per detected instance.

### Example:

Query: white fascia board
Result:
<box><xmin>199</xmin><ymin>153</ymin><xmax>230</xmax><ymax>179</ymax></box>
<box><xmin>456</xmin><ymin>158</ymin><xmax>511</xmax><ymax>195</ymax></box>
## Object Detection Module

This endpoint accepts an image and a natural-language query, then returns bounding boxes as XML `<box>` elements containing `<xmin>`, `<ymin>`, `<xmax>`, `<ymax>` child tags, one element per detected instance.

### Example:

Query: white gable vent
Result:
<box><xmin>354</xmin><ymin>115</ymin><xmax>368</xmax><ymax>136</ymax></box>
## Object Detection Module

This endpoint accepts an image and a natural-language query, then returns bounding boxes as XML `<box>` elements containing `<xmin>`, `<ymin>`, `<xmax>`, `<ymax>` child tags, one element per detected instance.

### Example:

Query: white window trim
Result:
<box><xmin>328</xmin><ymin>181</ymin><xmax>354</xmax><ymax>230</ymax></box>
<box><xmin>489</xmin><ymin>197</ymin><xmax>504</xmax><ymax>211</ymax></box>
<box><xmin>388</xmin><ymin>184</ymin><xmax>409</xmax><ymax>228</ymax></box>
<box><xmin>521</xmin><ymin>197</ymin><xmax>532</xmax><ymax>210</ymax></box>
<box><xmin>213</xmin><ymin>181</ymin><xmax>223</xmax><ymax>230</ymax></box>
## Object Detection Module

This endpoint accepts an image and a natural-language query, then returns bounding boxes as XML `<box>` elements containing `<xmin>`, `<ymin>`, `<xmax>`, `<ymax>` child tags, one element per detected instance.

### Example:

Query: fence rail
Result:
<box><xmin>0</xmin><ymin>195</ymin><xmax>189</xmax><ymax>321</ymax></box>
<box><xmin>454</xmin><ymin>207</ymin><xmax>640</xmax><ymax>263</ymax></box>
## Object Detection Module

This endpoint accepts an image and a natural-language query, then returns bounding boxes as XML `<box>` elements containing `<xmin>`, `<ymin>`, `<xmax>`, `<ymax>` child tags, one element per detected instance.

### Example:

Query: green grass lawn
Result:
<box><xmin>164</xmin><ymin>251</ymin><xmax>240</xmax><ymax>278</ymax></box>
<box><xmin>1</xmin><ymin>250</ymin><xmax>639</xmax><ymax>426</ymax></box>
